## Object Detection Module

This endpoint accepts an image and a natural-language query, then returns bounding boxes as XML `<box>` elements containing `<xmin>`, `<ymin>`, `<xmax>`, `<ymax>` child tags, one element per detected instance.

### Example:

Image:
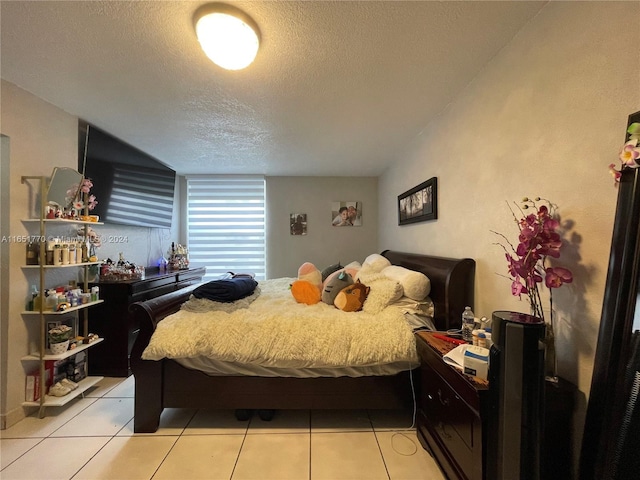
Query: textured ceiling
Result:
<box><xmin>1</xmin><ymin>1</ymin><xmax>546</xmax><ymax>176</ymax></box>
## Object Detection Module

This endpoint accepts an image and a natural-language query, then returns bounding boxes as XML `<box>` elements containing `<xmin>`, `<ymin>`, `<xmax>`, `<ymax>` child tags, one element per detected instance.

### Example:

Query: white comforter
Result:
<box><xmin>141</xmin><ymin>277</ymin><xmax>419</xmax><ymax>369</ymax></box>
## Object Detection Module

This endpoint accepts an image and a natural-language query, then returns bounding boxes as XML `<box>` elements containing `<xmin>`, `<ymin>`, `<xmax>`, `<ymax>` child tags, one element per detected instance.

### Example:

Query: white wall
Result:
<box><xmin>379</xmin><ymin>0</ymin><xmax>640</xmax><ymax>458</ymax></box>
<box><xmin>266</xmin><ymin>176</ymin><xmax>378</xmax><ymax>278</ymax></box>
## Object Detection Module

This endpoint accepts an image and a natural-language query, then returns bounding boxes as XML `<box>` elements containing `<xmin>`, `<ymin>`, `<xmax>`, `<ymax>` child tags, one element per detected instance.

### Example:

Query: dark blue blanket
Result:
<box><xmin>192</xmin><ymin>277</ymin><xmax>258</xmax><ymax>303</ymax></box>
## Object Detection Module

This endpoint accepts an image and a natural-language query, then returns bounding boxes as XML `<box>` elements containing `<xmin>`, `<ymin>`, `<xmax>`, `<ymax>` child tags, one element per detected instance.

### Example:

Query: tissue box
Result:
<box><xmin>463</xmin><ymin>345</ymin><xmax>490</xmax><ymax>380</ymax></box>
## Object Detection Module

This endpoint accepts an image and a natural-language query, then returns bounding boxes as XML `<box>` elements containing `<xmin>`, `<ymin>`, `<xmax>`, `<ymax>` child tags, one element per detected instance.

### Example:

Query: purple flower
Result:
<box><xmin>494</xmin><ymin>198</ymin><xmax>573</xmax><ymax>324</ymax></box>
<box><xmin>545</xmin><ymin>267</ymin><xmax>573</xmax><ymax>289</ymax></box>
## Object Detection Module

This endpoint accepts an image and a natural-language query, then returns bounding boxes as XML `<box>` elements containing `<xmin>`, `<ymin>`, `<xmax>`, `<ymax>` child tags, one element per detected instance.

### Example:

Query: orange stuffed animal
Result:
<box><xmin>290</xmin><ymin>262</ymin><xmax>322</xmax><ymax>305</ymax></box>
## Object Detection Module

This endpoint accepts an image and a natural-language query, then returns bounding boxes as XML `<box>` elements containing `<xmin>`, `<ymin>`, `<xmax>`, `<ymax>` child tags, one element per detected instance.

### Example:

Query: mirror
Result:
<box><xmin>46</xmin><ymin>167</ymin><xmax>83</xmax><ymax>208</ymax></box>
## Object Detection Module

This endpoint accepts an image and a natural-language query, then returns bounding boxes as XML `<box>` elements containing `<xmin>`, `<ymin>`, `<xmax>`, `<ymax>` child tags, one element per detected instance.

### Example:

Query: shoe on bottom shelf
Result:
<box><xmin>60</xmin><ymin>378</ymin><xmax>78</xmax><ymax>390</ymax></box>
<box><xmin>48</xmin><ymin>382</ymin><xmax>71</xmax><ymax>397</ymax></box>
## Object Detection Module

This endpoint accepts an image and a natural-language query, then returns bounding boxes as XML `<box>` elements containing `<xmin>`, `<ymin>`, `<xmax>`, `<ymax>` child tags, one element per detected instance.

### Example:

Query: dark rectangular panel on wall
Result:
<box><xmin>580</xmin><ymin>111</ymin><xmax>640</xmax><ymax>479</ymax></box>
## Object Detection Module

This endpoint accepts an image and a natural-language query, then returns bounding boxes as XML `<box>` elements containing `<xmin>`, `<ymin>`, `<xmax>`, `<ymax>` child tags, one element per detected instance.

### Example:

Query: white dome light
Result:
<box><xmin>194</xmin><ymin>4</ymin><xmax>260</xmax><ymax>71</ymax></box>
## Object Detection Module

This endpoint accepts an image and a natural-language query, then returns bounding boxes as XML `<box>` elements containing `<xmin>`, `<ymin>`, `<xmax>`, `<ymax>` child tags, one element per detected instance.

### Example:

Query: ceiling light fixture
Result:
<box><xmin>194</xmin><ymin>3</ymin><xmax>260</xmax><ymax>71</ymax></box>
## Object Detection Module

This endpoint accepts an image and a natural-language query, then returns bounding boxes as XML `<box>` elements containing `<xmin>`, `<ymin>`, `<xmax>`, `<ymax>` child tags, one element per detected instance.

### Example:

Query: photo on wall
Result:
<box><xmin>290</xmin><ymin>213</ymin><xmax>307</xmax><ymax>235</ymax></box>
<box><xmin>398</xmin><ymin>177</ymin><xmax>438</xmax><ymax>225</ymax></box>
<box><xmin>331</xmin><ymin>201</ymin><xmax>362</xmax><ymax>227</ymax></box>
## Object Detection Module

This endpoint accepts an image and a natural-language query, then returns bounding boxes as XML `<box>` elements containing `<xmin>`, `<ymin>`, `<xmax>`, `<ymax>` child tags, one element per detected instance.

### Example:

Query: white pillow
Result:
<box><xmin>361</xmin><ymin>253</ymin><xmax>391</xmax><ymax>273</ymax></box>
<box><xmin>382</xmin><ymin>265</ymin><xmax>431</xmax><ymax>301</ymax></box>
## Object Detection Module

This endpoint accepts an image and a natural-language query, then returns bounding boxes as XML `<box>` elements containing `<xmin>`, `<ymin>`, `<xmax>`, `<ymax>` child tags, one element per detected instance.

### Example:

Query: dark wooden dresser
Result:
<box><xmin>88</xmin><ymin>267</ymin><xmax>205</xmax><ymax>376</ymax></box>
<box><xmin>415</xmin><ymin>331</ymin><xmax>489</xmax><ymax>480</ymax></box>
<box><xmin>416</xmin><ymin>331</ymin><xmax>577</xmax><ymax>480</ymax></box>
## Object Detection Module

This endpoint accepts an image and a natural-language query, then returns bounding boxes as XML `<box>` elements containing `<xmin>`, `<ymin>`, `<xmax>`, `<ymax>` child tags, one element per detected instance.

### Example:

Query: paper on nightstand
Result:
<box><xmin>443</xmin><ymin>344</ymin><xmax>468</xmax><ymax>371</ymax></box>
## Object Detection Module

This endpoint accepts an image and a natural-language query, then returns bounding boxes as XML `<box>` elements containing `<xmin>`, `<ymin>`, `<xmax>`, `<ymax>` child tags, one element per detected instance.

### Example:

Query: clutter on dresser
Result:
<box><xmin>99</xmin><ymin>253</ymin><xmax>145</xmax><ymax>281</ymax></box>
<box><xmin>167</xmin><ymin>242</ymin><xmax>189</xmax><ymax>270</ymax></box>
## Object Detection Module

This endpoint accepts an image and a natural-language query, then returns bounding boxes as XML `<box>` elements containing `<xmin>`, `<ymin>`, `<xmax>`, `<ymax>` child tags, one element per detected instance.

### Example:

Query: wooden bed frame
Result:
<box><xmin>130</xmin><ymin>250</ymin><xmax>475</xmax><ymax>432</ymax></box>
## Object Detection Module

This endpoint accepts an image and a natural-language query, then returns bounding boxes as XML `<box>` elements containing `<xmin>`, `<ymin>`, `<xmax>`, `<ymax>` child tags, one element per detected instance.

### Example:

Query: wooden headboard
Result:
<box><xmin>381</xmin><ymin>250</ymin><xmax>475</xmax><ymax>332</ymax></box>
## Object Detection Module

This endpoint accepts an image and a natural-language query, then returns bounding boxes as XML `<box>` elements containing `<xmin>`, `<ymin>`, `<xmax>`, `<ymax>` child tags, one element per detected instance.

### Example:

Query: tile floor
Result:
<box><xmin>1</xmin><ymin>376</ymin><xmax>446</xmax><ymax>480</ymax></box>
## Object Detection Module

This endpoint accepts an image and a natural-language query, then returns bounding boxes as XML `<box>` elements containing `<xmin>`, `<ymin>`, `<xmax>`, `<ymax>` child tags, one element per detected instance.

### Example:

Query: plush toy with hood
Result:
<box><xmin>321</xmin><ymin>262</ymin><xmax>343</xmax><ymax>282</ymax></box>
<box><xmin>290</xmin><ymin>262</ymin><xmax>322</xmax><ymax>305</ymax></box>
<box><xmin>322</xmin><ymin>270</ymin><xmax>353</xmax><ymax>305</ymax></box>
<box><xmin>334</xmin><ymin>281</ymin><xmax>370</xmax><ymax>312</ymax></box>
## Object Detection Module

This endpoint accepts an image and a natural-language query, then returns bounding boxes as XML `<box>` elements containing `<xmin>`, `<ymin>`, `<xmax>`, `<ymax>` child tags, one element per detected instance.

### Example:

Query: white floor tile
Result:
<box><xmin>83</xmin><ymin>376</ymin><xmax>122</xmax><ymax>398</ymax></box>
<box><xmin>311</xmin><ymin>431</ymin><xmax>388</xmax><ymax>480</ymax></box>
<box><xmin>73</xmin><ymin>436</ymin><xmax>177</xmax><ymax>480</ymax></box>
<box><xmin>50</xmin><ymin>398</ymin><xmax>133</xmax><ymax>437</ymax></box>
<box><xmin>183</xmin><ymin>409</ymin><xmax>250</xmax><ymax>435</ymax></box>
<box><xmin>310</xmin><ymin>409</ymin><xmax>372</xmax><ymax>432</ymax></box>
<box><xmin>0</xmin><ymin>398</ymin><xmax>96</xmax><ymax>439</ymax></box>
<box><xmin>232</xmin><ymin>433</ymin><xmax>310</xmax><ymax>480</ymax></box>
<box><xmin>118</xmin><ymin>408</ymin><xmax>196</xmax><ymax>436</ymax></box>
<box><xmin>0</xmin><ymin>438</ymin><xmax>42</xmax><ymax>470</ymax></box>
<box><xmin>368</xmin><ymin>408</ymin><xmax>417</xmax><ymax>431</ymax></box>
<box><xmin>376</xmin><ymin>431</ymin><xmax>445</xmax><ymax>480</ymax></box>
<box><xmin>103</xmin><ymin>375</ymin><xmax>134</xmax><ymax>398</ymax></box>
<box><xmin>1</xmin><ymin>375</ymin><xmax>447</xmax><ymax>480</ymax></box>
<box><xmin>0</xmin><ymin>436</ymin><xmax>109</xmax><ymax>480</ymax></box>
<box><xmin>153</xmin><ymin>434</ymin><xmax>244</xmax><ymax>480</ymax></box>
<box><xmin>247</xmin><ymin>409</ymin><xmax>310</xmax><ymax>434</ymax></box>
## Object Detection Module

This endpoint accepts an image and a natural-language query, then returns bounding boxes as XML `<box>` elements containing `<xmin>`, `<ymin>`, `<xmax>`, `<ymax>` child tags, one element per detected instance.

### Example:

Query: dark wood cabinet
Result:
<box><xmin>87</xmin><ymin>267</ymin><xmax>205</xmax><ymax>377</ymax></box>
<box><xmin>416</xmin><ymin>331</ymin><xmax>576</xmax><ymax>480</ymax></box>
<box><xmin>415</xmin><ymin>332</ymin><xmax>488</xmax><ymax>480</ymax></box>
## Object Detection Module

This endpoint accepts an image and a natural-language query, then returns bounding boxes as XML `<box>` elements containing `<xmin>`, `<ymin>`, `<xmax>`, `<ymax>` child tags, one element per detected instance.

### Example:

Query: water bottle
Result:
<box><xmin>462</xmin><ymin>306</ymin><xmax>475</xmax><ymax>342</ymax></box>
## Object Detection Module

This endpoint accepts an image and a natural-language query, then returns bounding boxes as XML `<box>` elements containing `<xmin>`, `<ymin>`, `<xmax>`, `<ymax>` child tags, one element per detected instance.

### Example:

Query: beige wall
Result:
<box><xmin>379</xmin><ymin>0</ymin><xmax>640</xmax><ymax>458</ymax></box>
<box><xmin>266</xmin><ymin>176</ymin><xmax>378</xmax><ymax>279</ymax></box>
<box><xmin>0</xmin><ymin>80</ymin><xmax>79</xmax><ymax>426</ymax></box>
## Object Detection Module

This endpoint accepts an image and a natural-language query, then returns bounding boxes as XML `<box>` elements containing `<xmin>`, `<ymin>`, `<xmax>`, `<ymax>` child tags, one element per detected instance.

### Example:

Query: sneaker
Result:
<box><xmin>48</xmin><ymin>382</ymin><xmax>71</xmax><ymax>397</ymax></box>
<box><xmin>60</xmin><ymin>378</ymin><xmax>78</xmax><ymax>390</ymax></box>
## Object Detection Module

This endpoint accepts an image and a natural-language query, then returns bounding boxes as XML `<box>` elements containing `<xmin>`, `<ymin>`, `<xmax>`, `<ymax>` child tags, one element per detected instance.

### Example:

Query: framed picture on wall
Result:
<box><xmin>290</xmin><ymin>213</ymin><xmax>307</xmax><ymax>235</ymax></box>
<box><xmin>331</xmin><ymin>201</ymin><xmax>362</xmax><ymax>226</ymax></box>
<box><xmin>398</xmin><ymin>177</ymin><xmax>438</xmax><ymax>225</ymax></box>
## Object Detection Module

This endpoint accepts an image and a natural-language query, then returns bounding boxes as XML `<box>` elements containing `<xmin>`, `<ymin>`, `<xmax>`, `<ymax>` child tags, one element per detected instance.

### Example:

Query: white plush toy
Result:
<box><xmin>381</xmin><ymin>265</ymin><xmax>431</xmax><ymax>301</ymax></box>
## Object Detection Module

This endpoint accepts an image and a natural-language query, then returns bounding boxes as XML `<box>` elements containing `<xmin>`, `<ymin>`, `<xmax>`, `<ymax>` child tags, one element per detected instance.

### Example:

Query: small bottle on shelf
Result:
<box><xmin>26</xmin><ymin>285</ymin><xmax>39</xmax><ymax>311</ymax></box>
<box><xmin>61</xmin><ymin>243</ymin><xmax>70</xmax><ymax>265</ymax></box>
<box><xmin>53</xmin><ymin>242</ymin><xmax>61</xmax><ymax>266</ymax></box>
<box><xmin>462</xmin><ymin>306</ymin><xmax>475</xmax><ymax>342</ymax></box>
<box><xmin>26</xmin><ymin>240</ymin><xmax>39</xmax><ymax>265</ymax></box>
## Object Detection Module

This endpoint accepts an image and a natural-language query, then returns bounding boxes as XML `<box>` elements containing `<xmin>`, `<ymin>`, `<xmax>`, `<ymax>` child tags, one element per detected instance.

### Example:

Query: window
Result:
<box><xmin>186</xmin><ymin>176</ymin><xmax>265</xmax><ymax>280</ymax></box>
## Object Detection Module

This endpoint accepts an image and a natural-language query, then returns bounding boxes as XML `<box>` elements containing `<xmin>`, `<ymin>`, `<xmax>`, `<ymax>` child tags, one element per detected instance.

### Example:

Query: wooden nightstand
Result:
<box><xmin>415</xmin><ymin>331</ymin><xmax>577</xmax><ymax>480</ymax></box>
<box><xmin>415</xmin><ymin>331</ymin><xmax>489</xmax><ymax>480</ymax></box>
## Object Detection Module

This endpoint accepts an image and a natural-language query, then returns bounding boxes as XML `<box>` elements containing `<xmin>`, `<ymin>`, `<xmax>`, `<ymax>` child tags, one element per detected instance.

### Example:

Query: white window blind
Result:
<box><xmin>186</xmin><ymin>175</ymin><xmax>265</xmax><ymax>281</ymax></box>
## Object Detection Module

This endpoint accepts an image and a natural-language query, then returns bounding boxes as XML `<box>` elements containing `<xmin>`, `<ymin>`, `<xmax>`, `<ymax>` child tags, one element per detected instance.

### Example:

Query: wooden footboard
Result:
<box><xmin>129</xmin><ymin>251</ymin><xmax>475</xmax><ymax>432</ymax></box>
<box><xmin>130</xmin><ymin>284</ymin><xmax>199</xmax><ymax>432</ymax></box>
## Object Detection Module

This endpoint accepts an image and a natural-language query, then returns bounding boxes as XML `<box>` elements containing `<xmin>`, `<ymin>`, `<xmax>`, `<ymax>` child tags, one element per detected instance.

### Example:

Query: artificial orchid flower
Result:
<box><xmin>495</xmin><ymin>198</ymin><xmax>572</xmax><ymax>327</ymax></box>
<box><xmin>545</xmin><ymin>267</ymin><xmax>573</xmax><ymax>289</ymax></box>
<box><xmin>609</xmin><ymin>163</ymin><xmax>622</xmax><ymax>182</ymax></box>
<box><xmin>619</xmin><ymin>139</ymin><xmax>640</xmax><ymax>168</ymax></box>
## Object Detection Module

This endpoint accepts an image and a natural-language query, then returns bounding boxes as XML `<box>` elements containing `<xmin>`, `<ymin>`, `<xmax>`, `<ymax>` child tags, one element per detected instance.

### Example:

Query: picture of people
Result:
<box><xmin>290</xmin><ymin>213</ymin><xmax>307</xmax><ymax>235</ymax></box>
<box><xmin>331</xmin><ymin>201</ymin><xmax>362</xmax><ymax>226</ymax></box>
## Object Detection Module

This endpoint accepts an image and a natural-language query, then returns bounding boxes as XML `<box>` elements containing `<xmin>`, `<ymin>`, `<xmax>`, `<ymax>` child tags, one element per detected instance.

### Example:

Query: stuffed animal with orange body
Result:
<box><xmin>290</xmin><ymin>262</ymin><xmax>322</xmax><ymax>305</ymax></box>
